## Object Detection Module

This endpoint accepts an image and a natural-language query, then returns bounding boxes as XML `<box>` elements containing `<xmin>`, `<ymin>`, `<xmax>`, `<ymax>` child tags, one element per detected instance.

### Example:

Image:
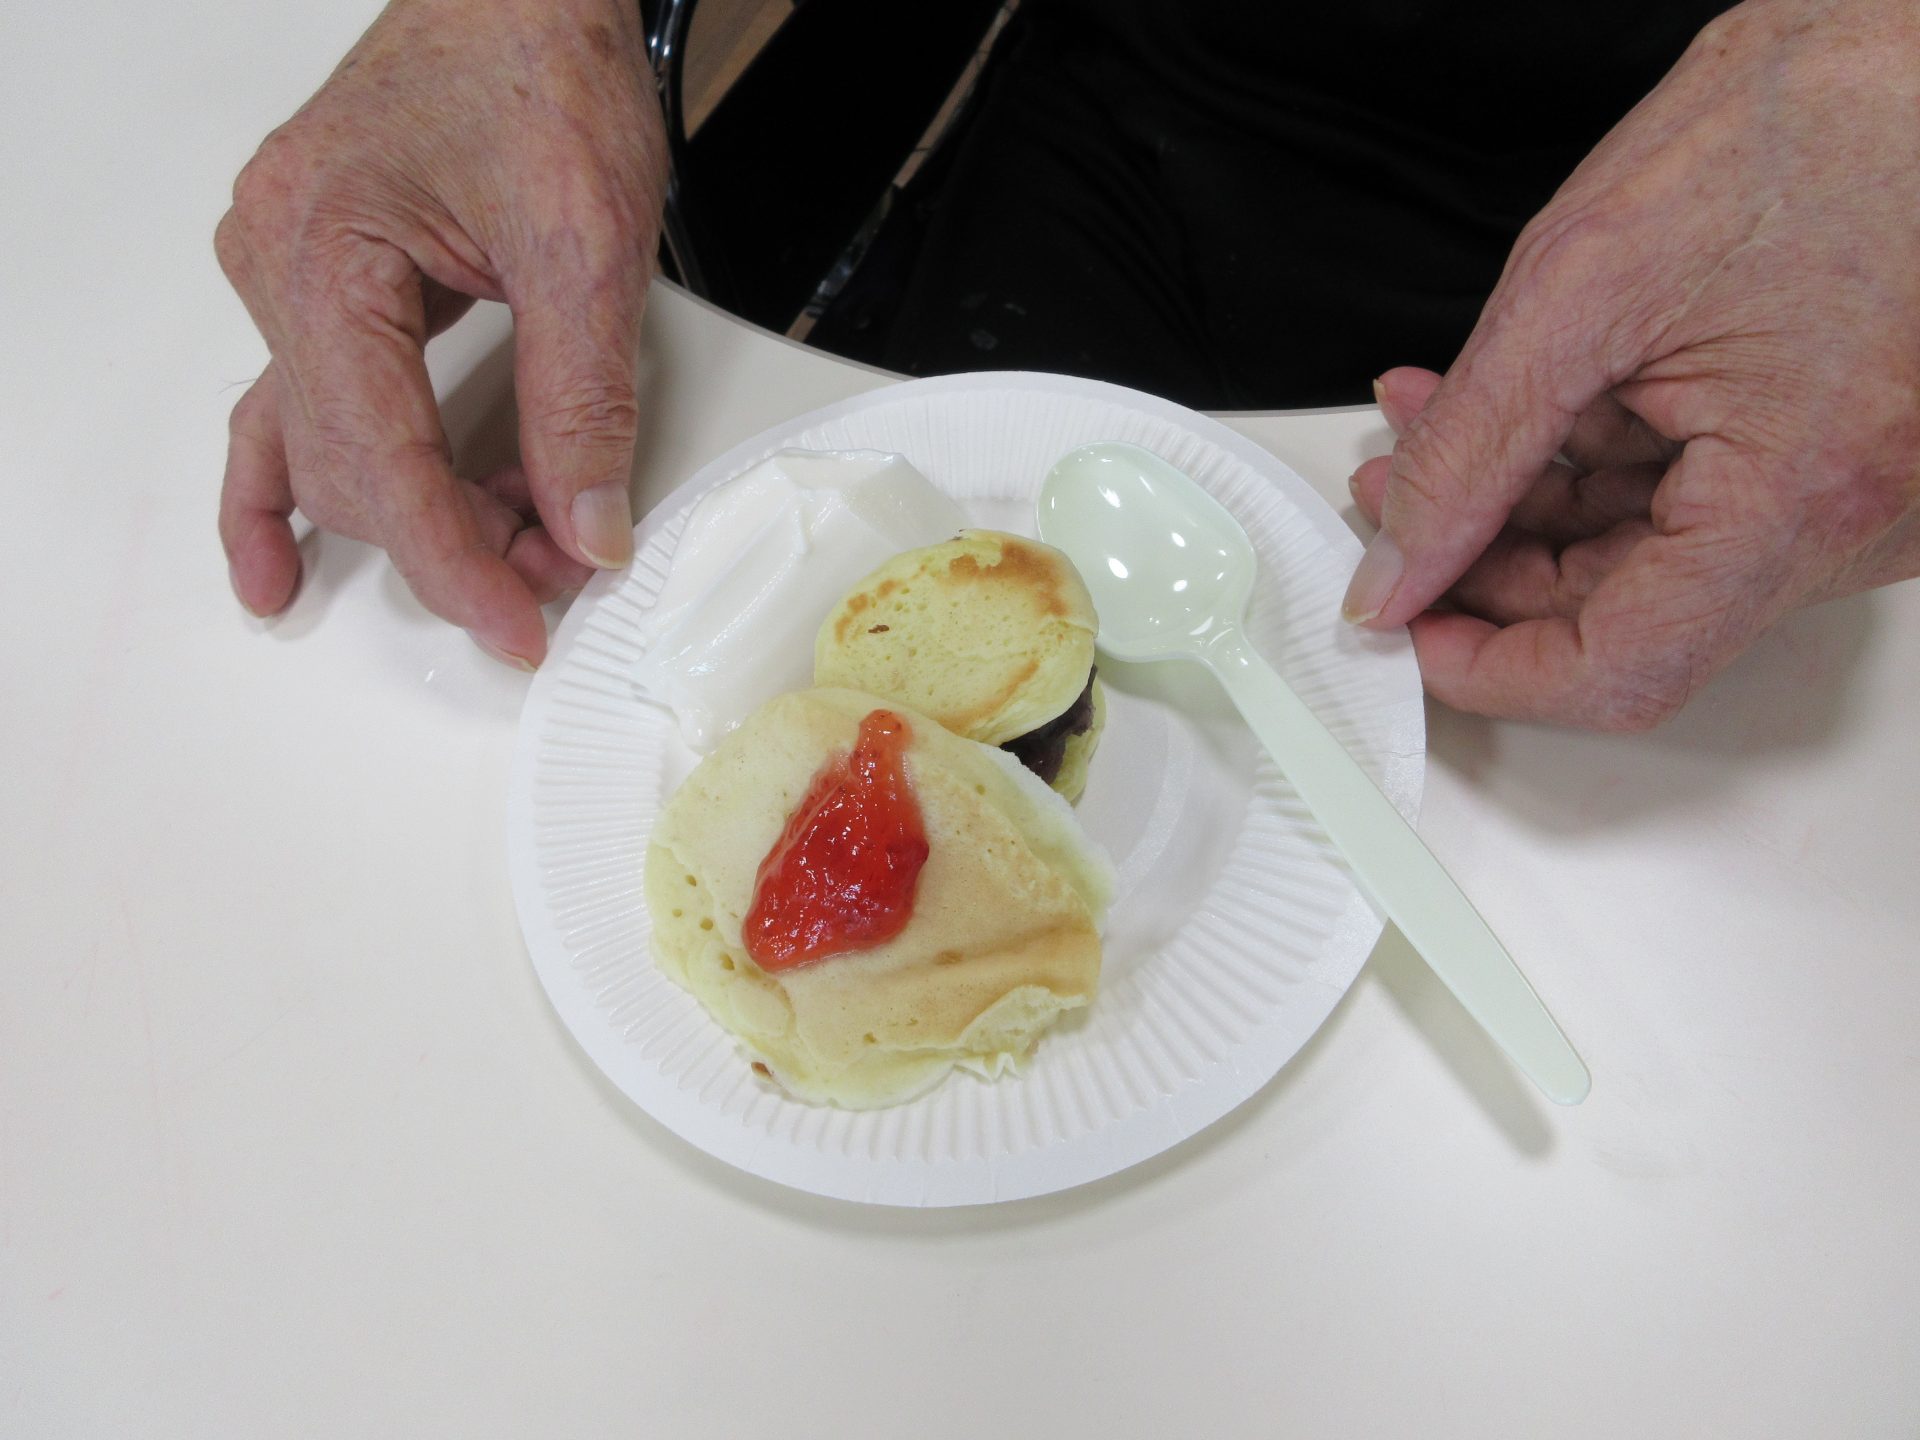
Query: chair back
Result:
<box><xmin>644</xmin><ymin>0</ymin><xmax>1006</xmax><ymax>332</ymax></box>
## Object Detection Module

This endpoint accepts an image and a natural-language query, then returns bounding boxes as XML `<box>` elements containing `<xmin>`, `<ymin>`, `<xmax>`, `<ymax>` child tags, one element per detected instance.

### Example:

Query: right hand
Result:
<box><xmin>215</xmin><ymin>0</ymin><xmax>665</xmax><ymax>667</ymax></box>
<box><xmin>1339</xmin><ymin>0</ymin><xmax>1920</xmax><ymax>730</ymax></box>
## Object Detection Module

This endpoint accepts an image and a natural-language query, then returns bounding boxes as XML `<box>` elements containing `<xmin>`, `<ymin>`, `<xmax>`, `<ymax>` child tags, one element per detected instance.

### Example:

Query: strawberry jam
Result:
<box><xmin>744</xmin><ymin>710</ymin><xmax>930</xmax><ymax>972</ymax></box>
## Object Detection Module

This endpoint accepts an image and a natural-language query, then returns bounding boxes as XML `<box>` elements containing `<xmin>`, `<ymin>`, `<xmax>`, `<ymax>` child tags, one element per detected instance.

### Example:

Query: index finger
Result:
<box><xmin>279</xmin><ymin>243</ymin><xmax>549</xmax><ymax>665</ymax></box>
<box><xmin>1407</xmin><ymin>491</ymin><xmax>1786</xmax><ymax>730</ymax></box>
<box><xmin>1349</xmin><ymin>220</ymin><xmax>1627</xmax><ymax>630</ymax></box>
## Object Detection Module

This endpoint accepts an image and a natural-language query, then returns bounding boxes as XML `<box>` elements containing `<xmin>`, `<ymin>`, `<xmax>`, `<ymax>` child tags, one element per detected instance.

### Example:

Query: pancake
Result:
<box><xmin>646</xmin><ymin>687</ymin><xmax>1114</xmax><ymax>1108</ymax></box>
<box><xmin>1050</xmin><ymin>678</ymin><xmax>1105</xmax><ymax>806</ymax></box>
<box><xmin>812</xmin><ymin>531</ymin><xmax>1103</xmax><ymax>797</ymax></box>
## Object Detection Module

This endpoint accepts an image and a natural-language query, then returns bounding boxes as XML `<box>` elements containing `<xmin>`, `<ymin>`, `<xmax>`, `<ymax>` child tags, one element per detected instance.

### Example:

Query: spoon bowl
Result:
<box><xmin>1036</xmin><ymin>443</ymin><xmax>1255</xmax><ymax>661</ymax></box>
<box><xmin>1038</xmin><ymin>442</ymin><xmax>1590</xmax><ymax>1105</ymax></box>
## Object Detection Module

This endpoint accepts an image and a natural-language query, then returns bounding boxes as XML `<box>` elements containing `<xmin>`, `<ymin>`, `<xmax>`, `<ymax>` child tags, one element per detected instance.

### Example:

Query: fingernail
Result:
<box><xmin>571</xmin><ymin>482</ymin><xmax>634</xmax><ymax>569</ymax></box>
<box><xmin>474</xmin><ymin>635</ymin><xmax>538</xmax><ymax>672</ymax></box>
<box><xmin>1341</xmin><ymin>530</ymin><xmax>1404</xmax><ymax>625</ymax></box>
<box><xmin>1371</xmin><ymin>376</ymin><xmax>1387</xmax><ymax>411</ymax></box>
<box><xmin>229</xmin><ymin>563</ymin><xmax>269</xmax><ymax>619</ymax></box>
<box><xmin>1347</xmin><ymin>470</ymin><xmax>1364</xmax><ymax>506</ymax></box>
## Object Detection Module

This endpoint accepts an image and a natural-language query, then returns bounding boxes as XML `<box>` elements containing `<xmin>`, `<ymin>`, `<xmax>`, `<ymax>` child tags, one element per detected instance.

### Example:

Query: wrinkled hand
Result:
<box><xmin>1343</xmin><ymin>0</ymin><xmax>1920</xmax><ymax>730</ymax></box>
<box><xmin>216</xmin><ymin>0</ymin><xmax>664</xmax><ymax>666</ymax></box>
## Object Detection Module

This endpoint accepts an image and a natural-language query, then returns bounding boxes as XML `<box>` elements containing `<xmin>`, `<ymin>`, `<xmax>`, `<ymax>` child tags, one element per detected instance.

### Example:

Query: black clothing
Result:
<box><xmin>860</xmin><ymin>1</ymin><xmax>1728</xmax><ymax>407</ymax></box>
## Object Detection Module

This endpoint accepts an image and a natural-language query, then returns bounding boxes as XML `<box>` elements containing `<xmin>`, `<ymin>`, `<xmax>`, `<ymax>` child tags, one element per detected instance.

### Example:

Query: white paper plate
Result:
<box><xmin>508</xmin><ymin>371</ymin><xmax>1423</xmax><ymax>1206</ymax></box>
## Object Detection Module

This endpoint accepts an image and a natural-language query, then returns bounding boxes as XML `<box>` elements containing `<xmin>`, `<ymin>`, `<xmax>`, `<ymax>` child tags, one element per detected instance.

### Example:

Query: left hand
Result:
<box><xmin>214</xmin><ymin>0</ymin><xmax>664</xmax><ymax>667</ymax></box>
<box><xmin>1342</xmin><ymin>0</ymin><xmax>1920</xmax><ymax>731</ymax></box>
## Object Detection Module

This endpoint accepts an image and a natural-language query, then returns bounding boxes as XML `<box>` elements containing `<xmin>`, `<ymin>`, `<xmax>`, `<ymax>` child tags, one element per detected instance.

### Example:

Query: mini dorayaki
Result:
<box><xmin>812</xmin><ymin>530</ymin><xmax>1105</xmax><ymax>801</ymax></box>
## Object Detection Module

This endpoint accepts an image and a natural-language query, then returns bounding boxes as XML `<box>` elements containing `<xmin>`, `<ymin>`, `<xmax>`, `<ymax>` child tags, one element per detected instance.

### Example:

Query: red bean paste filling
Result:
<box><xmin>999</xmin><ymin>668</ymin><xmax>1096</xmax><ymax>786</ymax></box>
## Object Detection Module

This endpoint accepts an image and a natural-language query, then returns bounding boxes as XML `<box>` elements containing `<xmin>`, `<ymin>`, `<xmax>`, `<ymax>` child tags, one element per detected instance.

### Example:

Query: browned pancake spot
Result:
<box><xmin>832</xmin><ymin>591</ymin><xmax>872</xmax><ymax>641</ymax></box>
<box><xmin>945</xmin><ymin>538</ymin><xmax>1070</xmax><ymax>616</ymax></box>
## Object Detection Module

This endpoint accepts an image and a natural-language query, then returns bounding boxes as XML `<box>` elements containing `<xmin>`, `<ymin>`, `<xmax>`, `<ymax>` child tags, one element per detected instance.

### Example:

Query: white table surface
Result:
<box><xmin>5</xmin><ymin>3</ymin><xmax>1917</xmax><ymax>1436</ymax></box>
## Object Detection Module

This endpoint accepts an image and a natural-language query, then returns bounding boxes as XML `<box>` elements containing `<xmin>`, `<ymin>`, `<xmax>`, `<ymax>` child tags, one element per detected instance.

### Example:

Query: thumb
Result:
<box><xmin>1345</xmin><ymin>294</ymin><xmax>1611</xmax><ymax>631</ymax></box>
<box><xmin>510</xmin><ymin>272</ymin><xmax>646</xmax><ymax>571</ymax></box>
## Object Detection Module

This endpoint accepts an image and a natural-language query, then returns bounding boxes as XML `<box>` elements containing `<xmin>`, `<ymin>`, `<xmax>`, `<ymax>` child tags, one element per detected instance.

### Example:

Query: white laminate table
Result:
<box><xmin>4</xmin><ymin>4</ymin><xmax>1917</xmax><ymax>1436</ymax></box>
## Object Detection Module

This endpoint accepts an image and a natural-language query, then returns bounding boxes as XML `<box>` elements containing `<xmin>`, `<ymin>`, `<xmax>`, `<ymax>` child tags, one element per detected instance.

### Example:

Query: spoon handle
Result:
<box><xmin>1206</xmin><ymin>629</ymin><xmax>1591</xmax><ymax>1105</ymax></box>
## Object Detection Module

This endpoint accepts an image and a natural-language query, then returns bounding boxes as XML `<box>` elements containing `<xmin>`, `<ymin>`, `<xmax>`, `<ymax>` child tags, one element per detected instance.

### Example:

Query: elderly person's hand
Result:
<box><xmin>1344</xmin><ymin>0</ymin><xmax>1920</xmax><ymax>730</ymax></box>
<box><xmin>215</xmin><ymin>0</ymin><xmax>663</xmax><ymax>667</ymax></box>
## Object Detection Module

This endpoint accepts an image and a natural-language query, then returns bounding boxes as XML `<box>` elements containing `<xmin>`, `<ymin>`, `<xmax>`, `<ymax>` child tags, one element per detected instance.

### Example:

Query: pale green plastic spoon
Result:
<box><xmin>1038</xmin><ymin>442</ymin><xmax>1590</xmax><ymax>1105</ymax></box>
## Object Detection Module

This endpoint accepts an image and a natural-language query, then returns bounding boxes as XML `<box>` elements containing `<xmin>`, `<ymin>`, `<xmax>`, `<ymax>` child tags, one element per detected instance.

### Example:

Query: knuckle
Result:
<box><xmin>213</xmin><ymin>208</ymin><xmax>249</xmax><ymax>282</ymax></box>
<box><xmin>418</xmin><ymin>530</ymin><xmax>493</xmax><ymax>576</ymax></box>
<box><xmin>227</xmin><ymin>384</ymin><xmax>267</xmax><ymax>437</ymax></box>
<box><xmin>311</xmin><ymin>401</ymin><xmax>446</xmax><ymax>471</ymax></box>
<box><xmin>1592</xmin><ymin>678</ymin><xmax>1686</xmax><ymax>733</ymax></box>
<box><xmin>549</xmin><ymin>214</ymin><xmax>648</xmax><ymax>296</ymax></box>
<box><xmin>292</xmin><ymin>485</ymin><xmax>361</xmax><ymax>544</ymax></box>
<box><xmin>315</xmin><ymin>247</ymin><xmax>419</xmax><ymax>326</ymax></box>
<box><xmin>1688</xmin><ymin>7</ymin><xmax>1751</xmax><ymax>59</ymax></box>
<box><xmin>1508</xmin><ymin>205</ymin><xmax>1612</xmax><ymax>295</ymax></box>
<box><xmin>1505</xmin><ymin>197</ymin><xmax>1668</xmax><ymax>375</ymax></box>
<box><xmin>226</xmin><ymin>131</ymin><xmax>319</xmax><ymax>269</ymax></box>
<box><xmin>1387</xmin><ymin>421</ymin><xmax>1475</xmax><ymax>519</ymax></box>
<box><xmin>1580</xmin><ymin>613</ymin><xmax>1701</xmax><ymax>732</ymax></box>
<box><xmin>1545</xmin><ymin>561</ymin><xmax>1587</xmax><ymax>618</ymax></box>
<box><xmin>530</xmin><ymin>380</ymin><xmax>639</xmax><ymax>448</ymax></box>
<box><xmin>1577</xmin><ymin>643</ymin><xmax>1690</xmax><ymax>731</ymax></box>
<box><xmin>230</xmin><ymin>131</ymin><xmax>299</xmax><ymax>224</ymax></box>
<box><xmin>571</xmin><ymin>170</ymin><xmax>640</xmax><ymax>232</ymax></box>
<box><xmin>300</xmin><ymin>391</ymin><xmax>380</xmax><ymax>456</ymax></box>
<box><xmin>524</xmin><ymin>155</ymin><xmax>655</xmax><ymax>283</ymax></box>
<box><xmin>1509</xmin><ymin>226</ymin><xmax>1669</xmax><ymax>390</ymax></box>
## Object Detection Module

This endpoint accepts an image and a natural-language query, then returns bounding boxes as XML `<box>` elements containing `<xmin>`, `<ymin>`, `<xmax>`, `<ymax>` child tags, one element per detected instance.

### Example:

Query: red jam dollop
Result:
<box><xmin>744</xmin><ymin>710</ymin><xmax>930</xmax><ymax>972</ymax></box>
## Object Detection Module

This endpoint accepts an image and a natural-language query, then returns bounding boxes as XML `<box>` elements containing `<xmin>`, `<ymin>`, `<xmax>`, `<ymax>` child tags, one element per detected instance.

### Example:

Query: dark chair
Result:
<box><xmin>640</xmin><ymin>0</ymin><xmax>1008</xmax><ymax>338</ymax></box>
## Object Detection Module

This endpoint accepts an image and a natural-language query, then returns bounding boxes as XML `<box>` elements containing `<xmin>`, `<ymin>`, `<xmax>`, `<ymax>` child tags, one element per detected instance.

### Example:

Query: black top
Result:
<box><xmin>847</xmin><ymin>0</ymin><xmax>1729</xmax><ymax>407</ymax></box>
